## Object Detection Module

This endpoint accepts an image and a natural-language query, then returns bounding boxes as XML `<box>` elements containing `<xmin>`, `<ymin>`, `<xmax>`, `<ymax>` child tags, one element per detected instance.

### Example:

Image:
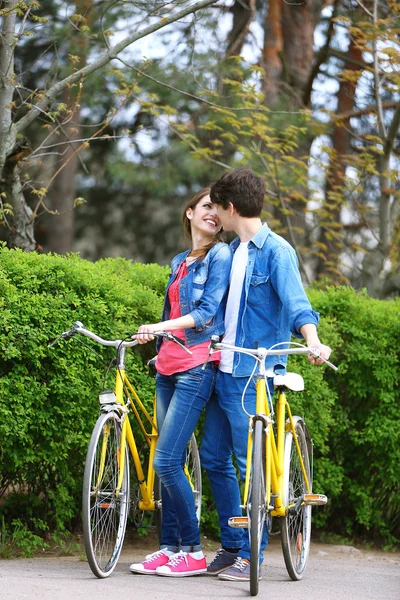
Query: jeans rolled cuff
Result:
<box><xmin>160</xmin><ymin>544</ymin><xmax>180</xmax><ymax>553</ymax></box>
<box><xmin>181</xmin><ymin>544</ymin><xmax>202</xmax><ymax>553</ymax></box>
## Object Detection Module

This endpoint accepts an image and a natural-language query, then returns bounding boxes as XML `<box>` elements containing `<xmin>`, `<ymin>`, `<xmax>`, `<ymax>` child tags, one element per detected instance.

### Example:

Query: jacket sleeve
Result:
<box><xmin>189</xmin><ymin>244</ymin><xmax>232</xmax><ymax>331</ymax></box>
<box><xmin>270</xmin><ymin>245</ymin><xmax>319</xmax><ymax>337</ymax></box>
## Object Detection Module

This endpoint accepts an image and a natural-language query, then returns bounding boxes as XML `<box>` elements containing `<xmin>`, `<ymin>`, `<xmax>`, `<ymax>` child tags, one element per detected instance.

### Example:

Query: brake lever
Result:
<box><xmin>47</xmin><ymin>330</ymin><xmax>74</xmax><ymax>348</ymax></box>
<box><xmin>308</xmin><ymin>347</ymin><xmax>338</xmax><ymax>371</ymax></box>
<box><xmin>48</xmin><ymin>321</ymin><xmax>84</xmax><ymax>348</ymax></box>
<box><xmin>164</xmin><ymin>332</ymin><xmax>193</xmax><ymax>355</ymax></box>
<box><xmin>202</xmin><ymin>335</ymin><xmax>221</xmax><ymax>370</ymax></box>
<box><xmin>47</xmin><ymin>333</ymin><xmax>65</xmax><ymax>348</ymax></box>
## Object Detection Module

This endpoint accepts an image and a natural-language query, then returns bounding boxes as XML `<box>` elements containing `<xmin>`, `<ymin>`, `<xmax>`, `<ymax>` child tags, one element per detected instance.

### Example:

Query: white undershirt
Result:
<box><xmin>219</xmin><ymin>242</ymin><xmax>249</xmax><ymax>373</ymax></box>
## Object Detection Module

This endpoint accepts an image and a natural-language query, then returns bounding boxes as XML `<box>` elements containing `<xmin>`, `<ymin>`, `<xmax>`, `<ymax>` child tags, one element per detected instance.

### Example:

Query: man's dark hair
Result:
<box><xmin>210</xmin><ymin>167</ymin><xmax>266</xmax><ymax>217</ymax></box>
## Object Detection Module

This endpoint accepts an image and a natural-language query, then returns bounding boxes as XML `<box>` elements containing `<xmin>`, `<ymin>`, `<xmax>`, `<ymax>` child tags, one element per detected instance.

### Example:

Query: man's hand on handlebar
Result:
<box><xmin>307</xmin><ymin>342</ymin><xmax>332</xmax><ymax>366</ymax></box>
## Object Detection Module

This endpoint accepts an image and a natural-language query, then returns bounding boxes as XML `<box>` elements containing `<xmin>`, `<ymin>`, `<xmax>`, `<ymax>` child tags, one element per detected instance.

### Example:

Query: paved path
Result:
<box><xmin>1</xmin><ymin>538</ymin><xmax>399</xmax><ymax>600</ymax></box>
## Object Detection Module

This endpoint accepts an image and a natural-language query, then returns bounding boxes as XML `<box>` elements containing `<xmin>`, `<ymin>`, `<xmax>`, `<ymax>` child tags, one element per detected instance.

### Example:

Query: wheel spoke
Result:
<box><xmin>281</xmin><ymin>421</ymin><xmax>311</xmax><ymax>581</ymax></box>
<box><xmin>248</xmin><ymin>420</ymin><xmax>266</xmax><ymax>596</ymax></box>
<box><xmin>82</xmin><ymin>413</ymin><xmax>129</xmax><ymax>578</ymax></box>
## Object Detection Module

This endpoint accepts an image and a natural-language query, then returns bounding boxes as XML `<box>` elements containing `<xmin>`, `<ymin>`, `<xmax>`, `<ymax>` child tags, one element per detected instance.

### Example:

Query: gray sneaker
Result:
<box><xmin>218</xmin><ymin>556</ymin><xmax>261</xmax><ymax>581</ymax></box>
<box><xmin>206</xmin><ymin>548</ymin><xmax>238</xmax><ymax>575</ymax></box>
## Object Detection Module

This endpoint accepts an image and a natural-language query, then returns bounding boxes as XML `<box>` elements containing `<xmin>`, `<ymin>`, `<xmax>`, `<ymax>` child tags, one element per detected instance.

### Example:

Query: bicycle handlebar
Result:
<box><xmin>209</xmin><ymin>336</ymin><xmax>338</xmax><ymax>371</ymax></box>
<box><xmin>48</xmin><ymin>321</ymin><xmax>193</xmax><ymax>355</ymax></box>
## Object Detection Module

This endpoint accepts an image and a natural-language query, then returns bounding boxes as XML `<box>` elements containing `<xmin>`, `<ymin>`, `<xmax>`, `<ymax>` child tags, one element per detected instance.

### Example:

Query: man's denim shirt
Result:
<box><xmin>231</xmin><ymin>223</ymin><xmax>319</xmax><ymax>377</ymax></box>
<box><xmin>156</xmin><ymin>242</ymin><xmax>232</xmax><ymax>351</ymax></box>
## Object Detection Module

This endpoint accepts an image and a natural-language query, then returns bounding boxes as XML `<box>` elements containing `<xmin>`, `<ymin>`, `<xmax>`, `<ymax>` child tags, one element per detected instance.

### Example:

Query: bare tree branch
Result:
<box><xmin>303</xmin><ymin>0</ymin><xmax>339</xmax><ymax>107</ymax></box>
<box><xmin>372</xmin><ymin>0</ymin><xmax>386</xmax><ymax>139</ymax></box>
<box><xmin>13</xmin><ymin>0</ymin><xmax>219</xmax><ymax>135</ymax></box>
<box><xmin>119</xmin><ymin>59</ymin><xmax>309</xmax><ymax>115</ymax></box>
<box><xmin>384</xmin><ymin>100</ymin><xmax>400</xmax><ymax>156</ymax></box>
<box><xmin>333</xmin><ymin>100</ymin><xmax>399</xmax><ymax>122</ymax></box>
<box><xmin>353</xmin><ymin>0</ymin><xmax>373</xmax><ymax>19</ymax></box>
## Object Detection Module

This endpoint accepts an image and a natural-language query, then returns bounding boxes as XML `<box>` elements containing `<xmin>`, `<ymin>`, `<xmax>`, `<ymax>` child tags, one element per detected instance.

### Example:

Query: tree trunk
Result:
<box><xmin>226</xmin><ymin>0</ymin><xmax>256</xmax><ymax>58</ymax></box>
<box><xmin>261</xmin><ymin>0</ymin><xmax>283</xmax><ymax>106</ymax></box>
<box><xmin>0</xmin><ymin>1</ymin><xmax>35</xmax><ymax>250</ymax></box>
<box><xmin>261</xmin><ymin>1</ymin><xmax>322</xmax><ymax>252</ymax></box>
<box><xmin>45</xmin><ymin>108</ymin><xmax>81</xmax><ymax>254</ymax></box>
<box><xmin>315</xmin><ymin>39</ymin><xmax>363</xmax><ymax>280</ymax></box>
<box><xmin>0</xmin><ymin>0</ymin><xmax>16</xmax><ymax>165</ymax></box>
<box><xmin>359</xmin><ymin>153</ymin><xmax>394</xmax><ymax>296</ymax></box>
<box><xmin>281</xmin><ymin>1</ymin><xmax>320</xmax><ymax>101</ymax></box>
<box><xmin>45</xmin><ymin>0</ymin><xmax>91</xmax><ymax>254</ymax></box>
<box><xmin>3</xmin><ymin>158</ymin><xmax>36</xmax><ymax>251</ymax></box>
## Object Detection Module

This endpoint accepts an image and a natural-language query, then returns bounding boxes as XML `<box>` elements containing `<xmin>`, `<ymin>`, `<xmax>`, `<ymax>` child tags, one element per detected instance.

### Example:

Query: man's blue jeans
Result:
<box><xmin>154</xmin><ymin>363</ymin><xmax>216</xmax><ymax>553</ymax></box>
<box><xmin>200</xmin><ymin>371</ymin><xmax>274</xmax><ymax>562</ymax></box>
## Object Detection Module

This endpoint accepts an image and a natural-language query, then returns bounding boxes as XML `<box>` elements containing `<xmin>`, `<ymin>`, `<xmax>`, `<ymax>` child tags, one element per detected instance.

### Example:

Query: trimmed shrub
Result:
<box><xmin>0</xmin><ymin>246</ymin><xmax>168</xmax><ymax>533</ymax></box>
<box><xmin>1</xmin><ymin>247</ymin><xmax>399</xmax><ymax>548</ymax></box>
<box><xmin>308</xmin><ymin>286</ymin><xmax>400</xmax><ymax>546</ymax></box>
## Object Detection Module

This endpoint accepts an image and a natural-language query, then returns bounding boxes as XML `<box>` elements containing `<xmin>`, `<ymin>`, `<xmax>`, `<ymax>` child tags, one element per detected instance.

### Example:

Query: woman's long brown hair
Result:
<box><xmin>182</xmin><ymin>187</ymin><xmax>224</xmax><ymax>261</ymax></box>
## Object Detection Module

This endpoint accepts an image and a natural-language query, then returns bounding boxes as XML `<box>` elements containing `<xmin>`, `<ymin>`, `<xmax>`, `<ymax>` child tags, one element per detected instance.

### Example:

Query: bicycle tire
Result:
<box><xmin>154</xmin><ymin>433</ymin><xmax>202</xmax><ymax>543</ymax></box>
<box><xmin>281</xmin><ymin>419</ymin><xmax>312</xmax><ymax>581</ymax></box>
<box><xmin>82</xmin><ymin>411</ymin><xmax>130</xmax><ymax>578</ymax></box>
<box><xmin>248</xmin><ymin>419</ymin><xmax>266</xmax><ymax>596</ymax></box>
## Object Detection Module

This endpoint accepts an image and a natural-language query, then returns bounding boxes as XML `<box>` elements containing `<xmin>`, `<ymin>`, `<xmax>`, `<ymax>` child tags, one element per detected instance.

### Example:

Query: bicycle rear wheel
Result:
<box><xmin>82</xmin><ymin>411</ymin><xmax>130</xmax><ymax>578</ymax></box>
<box><xmin>154</xmin><ymin>432</ymin><xmax>202</xmax><ymax>542</ymax></box>
<box><xmin>281</xmin><ymin>419</ymin><xmax>311</xmax><ymax>581</ymax></box>
<box><xmin>248</xmin><ymin>419</ymin><xmax>266</xmax><ymax>596</ymax></box>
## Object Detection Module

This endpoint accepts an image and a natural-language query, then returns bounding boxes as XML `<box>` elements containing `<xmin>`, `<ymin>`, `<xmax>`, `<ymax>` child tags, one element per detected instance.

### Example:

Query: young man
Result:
<box><xmin>200</xmin><ymin>167</ymin><xmax>332</xmax><ymax>581</ymax></box>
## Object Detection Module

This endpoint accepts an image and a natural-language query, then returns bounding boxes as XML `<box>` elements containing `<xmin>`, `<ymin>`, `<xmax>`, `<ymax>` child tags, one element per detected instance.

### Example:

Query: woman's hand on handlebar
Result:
<box><xmin>132</xmin><ymin>324</ymin><xmax>160</xmax><ymax>344</ymax></box>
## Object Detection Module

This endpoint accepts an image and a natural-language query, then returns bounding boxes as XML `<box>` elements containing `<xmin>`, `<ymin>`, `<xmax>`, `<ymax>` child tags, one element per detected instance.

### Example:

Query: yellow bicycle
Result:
<box><xmin>207</xmin><ymin>337</ymin><xmax>337</xmax><ymax>596</ymax></box>
<box><xmin>49</xmin><ymin>321</ymin><xmax>201</xmax><ymax>578</ymax></box>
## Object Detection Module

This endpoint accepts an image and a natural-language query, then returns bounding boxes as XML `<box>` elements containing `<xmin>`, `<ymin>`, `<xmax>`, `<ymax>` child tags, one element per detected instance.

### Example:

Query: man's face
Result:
<box><xmin>216</xmin><ymin>204</ymin><xmax>234</xmax><ymax>232</ymax></box>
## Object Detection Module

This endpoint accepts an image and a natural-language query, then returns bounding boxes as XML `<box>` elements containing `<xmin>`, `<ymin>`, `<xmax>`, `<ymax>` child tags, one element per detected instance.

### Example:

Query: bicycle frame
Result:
<box><xmin>206</xmin><ymin>339</ymin><xmax>335</xmax><ymax>521</ymax></box>
<box><xmin>243</xmin><ymin>377</ymin><xmax>311</xmax><ymax>518</ymax></box>
<box><xmin>110</xmin><ymin>348</ymin><xmax>159</xmax><ymax>512</ymax></box>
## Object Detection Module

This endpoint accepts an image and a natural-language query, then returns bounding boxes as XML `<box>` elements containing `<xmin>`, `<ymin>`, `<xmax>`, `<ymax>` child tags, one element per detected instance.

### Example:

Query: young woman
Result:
<box><xmin>129</xmin><ymin>188</ymin><xmax>232</xmax><ymax>577</ymax></box>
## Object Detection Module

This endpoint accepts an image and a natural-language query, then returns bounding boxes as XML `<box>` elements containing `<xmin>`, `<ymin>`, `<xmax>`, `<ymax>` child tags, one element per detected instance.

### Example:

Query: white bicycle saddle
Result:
<box><xmin>271</xmin><ymin>372</ymin><xmax>304</xmax><ymax>392</ymax></box>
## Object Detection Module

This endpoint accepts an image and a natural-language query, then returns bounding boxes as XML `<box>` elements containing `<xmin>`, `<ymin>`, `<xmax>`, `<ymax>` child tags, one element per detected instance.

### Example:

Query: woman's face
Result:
<box><xmin>186</xmin><ymin>194</ymin><xmax>221</xmax><ymax>237</ymax></box>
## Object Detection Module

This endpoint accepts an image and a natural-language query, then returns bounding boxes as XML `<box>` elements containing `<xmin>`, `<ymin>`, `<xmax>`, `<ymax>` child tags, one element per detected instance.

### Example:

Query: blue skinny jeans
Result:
<box><xmin>154</xmin><ymin>363</ymin><xmax>216</xmax><ymax>553</ymax></box>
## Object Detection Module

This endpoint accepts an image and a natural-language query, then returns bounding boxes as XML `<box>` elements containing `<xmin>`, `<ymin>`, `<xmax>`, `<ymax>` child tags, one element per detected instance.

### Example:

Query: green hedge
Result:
<box><xmin>0</xmin><ymin>247</ymin><xmax>399</xmax><ymax>548</ymax></box>
<box><xmin>0</xmin><ymin>246</ymin><xmax>168</xmax><ymax>533</ymax></box>
<box><xmin>308</xmin><ymin>286</ymin><xmax>400</xmax><ymax>547</ymax></box>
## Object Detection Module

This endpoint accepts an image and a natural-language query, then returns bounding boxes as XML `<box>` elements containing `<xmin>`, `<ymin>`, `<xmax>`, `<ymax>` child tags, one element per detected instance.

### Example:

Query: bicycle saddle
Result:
<box><xmin>272</xmin><ymin>372</ymin><xmax>304</xmax><ymax>392</ymax></box>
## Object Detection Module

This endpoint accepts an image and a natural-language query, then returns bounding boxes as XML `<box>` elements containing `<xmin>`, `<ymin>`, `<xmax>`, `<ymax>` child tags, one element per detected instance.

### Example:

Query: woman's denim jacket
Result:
<box><xmin>231</xmin><ymin>223</ymin><xmax>320</xmax><ymax>376</ymax></box>
<box><xmin>156</xmin><ymin>242</ymin><xmax>232</xmax><ymax>351</ymax></box>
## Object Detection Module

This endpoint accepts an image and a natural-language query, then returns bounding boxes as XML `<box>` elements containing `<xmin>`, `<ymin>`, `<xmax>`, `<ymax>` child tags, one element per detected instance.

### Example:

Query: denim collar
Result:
<box><xmin>231</xmin><ymin>222</ymin><xmax>271</xmax><ymax>251</ymax></box>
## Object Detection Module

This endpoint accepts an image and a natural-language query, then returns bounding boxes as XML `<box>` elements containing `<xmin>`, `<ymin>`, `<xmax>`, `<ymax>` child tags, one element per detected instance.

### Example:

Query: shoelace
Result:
<box><xmin>210</xmin><ymin>548</ymin><xmax>224</xmax><ymax>566</ymax></box>
<box><xmin>233</xmin><ymin>557</ymin><xmax>248</xmax><ymax>571</ymax></box>
<box><xmin>146</xmin><ymin>550</ymin><xmax>168</xmax><ymax>563</ymax></box>
<box><xmin>166</xmin><ymin>551</ymin><xmax>188</xmax><ymax>567</ymax></box>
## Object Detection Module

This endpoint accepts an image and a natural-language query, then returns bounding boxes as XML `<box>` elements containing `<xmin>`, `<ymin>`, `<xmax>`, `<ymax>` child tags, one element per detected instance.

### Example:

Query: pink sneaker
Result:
<box><xmin>156</xmin><ymin>551</ymin><xmax>207</xmax><ymax>577</ymax></box>
<box><xmin>129</xmin><ymin>549</ymin><xmax>174</xmax><ymax>574</ymax></box>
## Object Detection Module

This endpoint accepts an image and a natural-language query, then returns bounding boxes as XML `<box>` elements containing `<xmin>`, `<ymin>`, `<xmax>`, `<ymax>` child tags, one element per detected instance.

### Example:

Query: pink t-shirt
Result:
<box><xmin>156</xmin><ymin>261</ymin><xmax>220</xmax><ymax>376</ymax></box>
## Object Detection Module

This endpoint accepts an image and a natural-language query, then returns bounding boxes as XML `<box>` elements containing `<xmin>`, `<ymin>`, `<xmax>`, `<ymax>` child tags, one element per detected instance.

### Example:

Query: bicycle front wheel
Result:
<box><xmin>82</xmin><ymin>412</ymin><xmax>130</xmax><ymax>578</ymax></box>
<box><xmin>154</xmin><ymin>432</ymin><xmax>202</xmax><ymax>542</ymax></box>
<box><xmin>281</xmin><ymin>419</ymin><xmax>312</xmax><ymax>581</ymax></box>
<box><xmin>248</xmin><ymin>419</ymin><xmax>266</xmax><ymax>596</ymax></box>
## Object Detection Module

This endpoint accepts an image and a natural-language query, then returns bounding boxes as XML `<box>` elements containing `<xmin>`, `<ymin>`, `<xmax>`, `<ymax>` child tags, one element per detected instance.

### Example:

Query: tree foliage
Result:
<box><xmin>0</xmin><ymin>0</ymin><xmax>399</xmax><ymax>294</ymax></box>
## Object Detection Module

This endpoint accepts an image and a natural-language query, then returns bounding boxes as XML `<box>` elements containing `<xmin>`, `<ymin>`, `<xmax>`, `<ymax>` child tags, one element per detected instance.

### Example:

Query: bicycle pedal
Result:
<box><xmin>303</xmin><ymin>493</ymin><xmax>328</xmax><ymax>506</ymax></box>
<box><xmin>228</xmin><ymin>516</ymin><xmax>249</xmax><ymax>529</ymax></box>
